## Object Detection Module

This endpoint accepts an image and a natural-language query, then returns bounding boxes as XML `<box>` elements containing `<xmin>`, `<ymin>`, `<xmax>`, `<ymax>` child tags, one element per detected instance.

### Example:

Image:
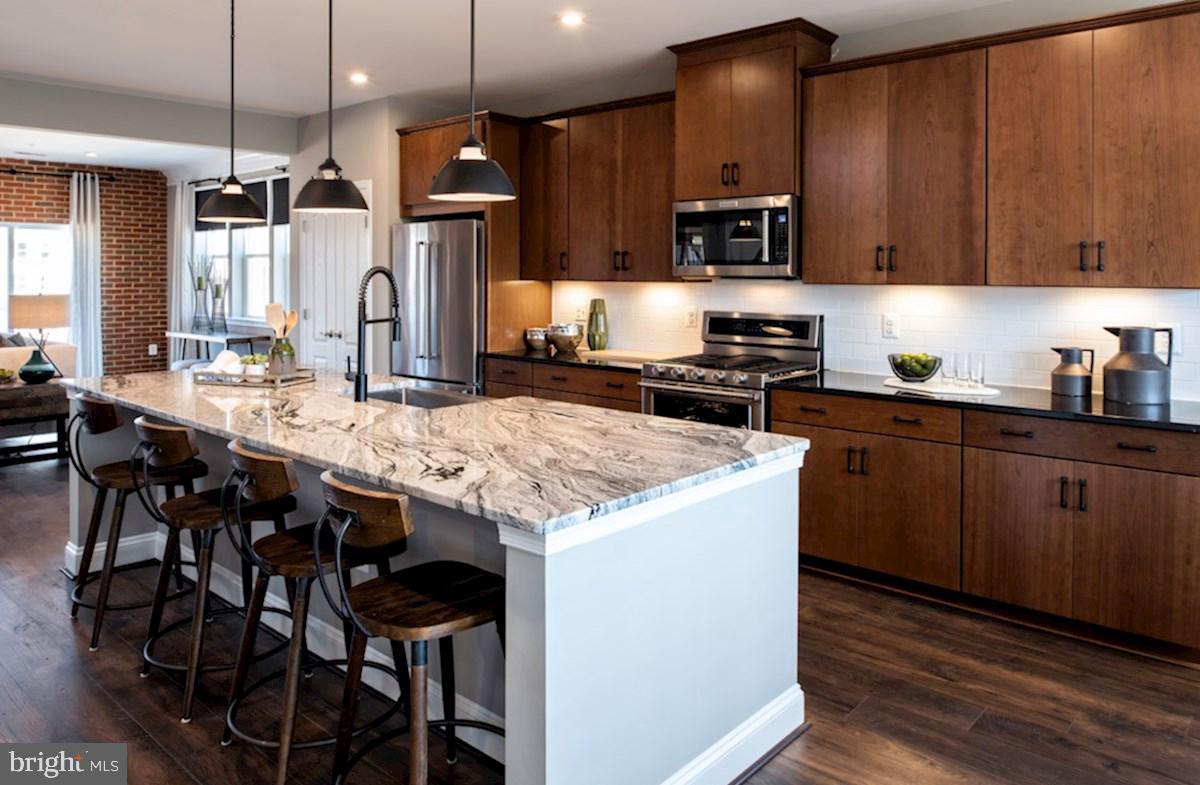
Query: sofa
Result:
<box><xmin>0</xmin><ymin>341</ymin><xmax>77</xmax><ymax>378</ymax></box>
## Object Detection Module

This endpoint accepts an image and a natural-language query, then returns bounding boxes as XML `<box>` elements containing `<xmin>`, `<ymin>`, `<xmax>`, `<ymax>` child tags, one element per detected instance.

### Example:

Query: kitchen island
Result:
<box><xmin>63</xmin><ymin>371</ymin><xmax>809</xmax><ymax>785</ymax></box>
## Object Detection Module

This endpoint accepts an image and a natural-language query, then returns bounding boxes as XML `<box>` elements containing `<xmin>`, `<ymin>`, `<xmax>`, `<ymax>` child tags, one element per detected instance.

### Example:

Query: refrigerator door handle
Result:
<box><xmin>414</xmin><ymin>240</ymin><xmax>427</xmax><ymax>359</ymax></box>
<box><xmin>428</xmin><ymin>241</ymin><xmax>439</xmax><ymax>359</ymax></box>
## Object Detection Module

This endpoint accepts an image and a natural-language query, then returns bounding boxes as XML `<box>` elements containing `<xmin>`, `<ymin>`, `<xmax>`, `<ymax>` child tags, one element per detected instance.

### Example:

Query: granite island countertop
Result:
<box><xmin>63</xmin><ymin>371</ymin><xmax>807</xmax><ymax>534</ymax></box>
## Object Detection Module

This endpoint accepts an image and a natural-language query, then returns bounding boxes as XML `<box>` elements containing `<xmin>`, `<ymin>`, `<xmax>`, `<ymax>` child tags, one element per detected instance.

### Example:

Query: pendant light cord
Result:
<box><xmin>327</xmin><ymin>0</ymin><xmax>334</xmax><ymax>161</ymax></box>
<box><xmin>468</xmin><ymin>0</ymin><xmax>476</xmax><ymax>140</ymax></box>
<box><xmin>229</xmin><ymin>0</ymin><xmax>236</xmax><ymax>177</ymax></box>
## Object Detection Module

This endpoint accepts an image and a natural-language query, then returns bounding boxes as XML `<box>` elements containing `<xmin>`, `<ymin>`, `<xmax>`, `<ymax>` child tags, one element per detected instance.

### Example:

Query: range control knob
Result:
<box><xmin>650</xmin><ymin>365</ymin><xmax>664</xmax><ymax>376</ymax></box>
<box><xmin>690</xmin><ymin>369</ymin><xmax>706</xmax><ymax>381</ymax></box>
<box><xmin>731</xmin><ymin>373</ymin><xmax>749</xmax><ymax>385</ymax></box>
<box><xmin>711</xmin><ymin>370</ymin><xmax>727</xmax><ymax>382</ymax></box>
<box><xmin>670</xmin><ymin>367</ymin><xmax>686</xmax><ymax>379</ymax></box>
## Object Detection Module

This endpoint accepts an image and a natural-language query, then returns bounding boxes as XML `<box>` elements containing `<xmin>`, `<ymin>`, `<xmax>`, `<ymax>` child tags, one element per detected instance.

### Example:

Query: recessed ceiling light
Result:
<box><xmin>559</xmin><ymin>10</ymin><xmax>585</xmax><ymax>27</ymax></box>
<box><xmin>84</xmin><ymin>152</ymin><xmax>98</xmax><ymax>158</ymax></box>
<box><xmin>349</xmin><ymin>71</ymin><xmax>368</xmax><ymax>85</ymax></box>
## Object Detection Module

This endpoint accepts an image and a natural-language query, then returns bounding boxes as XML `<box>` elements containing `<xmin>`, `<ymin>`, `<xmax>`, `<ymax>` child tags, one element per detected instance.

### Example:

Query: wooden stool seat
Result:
<box><xmin>252</xmin><ymin>523</ymin><xmax>406</xmax><ymax>579</ymax></box>
<box><xmin>160</xmin><ymin>487</ymin><xmax>297</xmax><ymax>531</ymax></box>
<box><xmin>346</xmin><ymin>561</ymin><xmax>503</xmax><ymax>641</ymax></box>
<box><xmin>91</xmin><ymin>457</ymin><xmax>208</xmax><ymax>490</ymax></box>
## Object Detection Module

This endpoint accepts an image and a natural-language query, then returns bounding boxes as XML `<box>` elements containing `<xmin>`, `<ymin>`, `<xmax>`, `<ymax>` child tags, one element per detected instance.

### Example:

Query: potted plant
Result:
<box><xmin>239</xmin><ymin>353</ymin><xmax>269</xmax><ymax>376</ymax></box>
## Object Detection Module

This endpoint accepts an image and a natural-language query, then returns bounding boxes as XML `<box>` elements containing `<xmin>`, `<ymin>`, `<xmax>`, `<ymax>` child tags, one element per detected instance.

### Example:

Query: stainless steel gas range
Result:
<box><xmin>640</xmin><ymin>312</ymin><xmax>823</xmax><ymax>430</ymax></box>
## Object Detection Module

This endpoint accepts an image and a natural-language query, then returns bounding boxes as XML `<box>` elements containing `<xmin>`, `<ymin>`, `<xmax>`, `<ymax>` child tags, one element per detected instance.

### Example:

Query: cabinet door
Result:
<box><xmin>1072</xmin><ymin>463</ymin><xmax>1200</xmax><ymax>647</ymax></box>
<box><xmin>619</xmin><ymin>101</ymin><xmax>675</xmax><ymax>281</ymax></box>
<box><xmin>886</xmin><ymin>50</ymin><xmax>986</xmax><ymax>285</ymax></box>
<box><xmin>801</xmin><ymin>67</ymin><xmax>888</xmax><ymax>284</ymax></box>
<box><xmin>858</xmin><ymin>433</ymin><xmax>962</xmax><ymax>589</ymax></box>
<box><xmin>988</xmin><ymin>33</ymin><xmax>1094</xmax><ymax>286</ymax></box>
<box><xmin>399</xmin><ymin>120</ymin><xmax>471</xmax><ymax>208</ymax></box>
<box><xmin>963</xmin><ymin>449</ymin><xmax>1074</xmax><ymax>616</ymax></box>
<box><xmin>520</xmin><ymin>120</ymin><xmax>569</xmax><ymax>280</ymax></box>
<box><xmin>674</xmin><ymin>59</ymin><xmax>732</xmax><ymax>200</ymax></box>
<box><xmin>788</xmin><ymin>424</ymin><xmax>861</xmax><ymax>566</ymax></box>
<box><xmin>729</xmin><ymin>47</ymin><xmax>796</xmax><ymax>197</ymax></box>
<box><xmin>568</xmin><ymin>111</ymin><xmax>621</xmax><ymax>280</ymax></box>
<box><xmin>1094</xmin><ymin>15</ymin><xmax>1200</xmax><ymax>287</ymax></box>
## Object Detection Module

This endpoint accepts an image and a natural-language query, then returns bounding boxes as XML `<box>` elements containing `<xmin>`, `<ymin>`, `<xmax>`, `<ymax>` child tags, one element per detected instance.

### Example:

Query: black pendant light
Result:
<box><xmin>729</xmin><ymin>218</ymin><xmax>762</xmax><ymax>243</ymax></box>
<box><xmin>428</xmin><ymin>0</ymin><xmax>515</xmax><ymax>202</ymax></box>
<box><xmin>293</xmin><ymin>0</ymin><xmax>369</xmax><ymax>213</ymax></box>
<box><xmin>198</xmin><ymin>0</ymin><xmax>266</xmax><ymax>224</ymax></box>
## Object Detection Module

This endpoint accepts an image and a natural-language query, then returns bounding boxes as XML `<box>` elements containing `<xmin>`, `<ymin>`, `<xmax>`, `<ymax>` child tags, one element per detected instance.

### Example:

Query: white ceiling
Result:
<box><xmin>0</xmin><ymin>0</ymin><xmax>1012</xmax><ymax>117</ymax></box>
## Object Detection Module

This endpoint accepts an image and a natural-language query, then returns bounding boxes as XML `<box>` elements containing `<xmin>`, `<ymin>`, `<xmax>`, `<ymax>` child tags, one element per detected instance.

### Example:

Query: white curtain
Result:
<box><xmin>167</xmin><ymin>182</ymin><xmax>195</xmax><ymax>363</ymax></box>
<box><xmin>69</xmin><ymin>172</ymin><xmax>103</xmax><ymax>378</ymax></box>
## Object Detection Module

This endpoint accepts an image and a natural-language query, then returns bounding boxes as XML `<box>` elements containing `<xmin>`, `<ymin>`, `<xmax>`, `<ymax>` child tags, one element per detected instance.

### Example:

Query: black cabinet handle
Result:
<box><xmin>859</xmin><ymin>447</ymin><xmax>870</xmax><ymax>476</ymax></box>
<box><xmin>875</xmin><ymin>245</ymin><xmax>885</xmax><ymax>272</ymax></box>
<box><xmin>847</xmin><ymin>447</ymin><xmax>858</xmax><ymax>474</ymax></box>
<box><xmin>549</xmin><ymin>374</ymin><xmax>568</xmax><ymax>382</ymax></box>
<box><xmin>893</xmin><ymin>415</ymin><xmax>923</xmax><ymax>425</ymax></box>
<box><xmin>1078</xmin><ymin>478</ymin><xmax>1088</xmax><ymax>512</ymax></box>
<box><xmin>731</xmin><ymin>162</ymin><xmax>740</xmax><ymax>186</ymax></box>
<box><xmin>620</xmin><ymin>250</ymin><xmax>630</xmax><ymax>271</ymax></box>
<box><xmin>1060</xmin><ymin>476</ymin><xmax>1070</xmax><ymax>509</ymax></box>
<box><xmin>887</xmin><ymin>244</ymin><xmax>897</xmax><ymax>273</ymax></box>
<box><xmin>1117</xmin><ymin>441</ymin><xmax>1158</xmax><ymax>454</ymax></box>
<box><xmin>1079</xmin><ymin>240</ymin><xmax>1089</xmax><ymax>272</ymax></box>
<box><xmin>605</xmin><ymin>381</ymin><xmax>625</xmax><ymax>390</ymax></box>
<box><xmin>499</xmin><ymin>369</ymin><xmax>516</xmax><ymax>376</ymax></box>
<box><xmin>1096</xmin><ymin>240</ymin><xmax>1106</xmax><ymax>272</ymax></box>
<box><xmin>559</xmin><ymin>251</ymin><xmax>568</xmax><ymax>272</ymax></box>
<box><xmin>799</xmin><ymin>405</ymin><xmax>827</xmax><ymax>415</ymax></box>
<box><xmin>612</xmin><ymin>251</ymin><xmax>621</xmax><ymax>272</ymax></box>
<box><xmin>721</xmin><ymin>163</ymin><xmax>730</xmax><ymax>186</ymax></box>
<box><xmin>1000</xmin><ymin>427</ymin><xmax>1035</xmax><ymax>439</ymax></box>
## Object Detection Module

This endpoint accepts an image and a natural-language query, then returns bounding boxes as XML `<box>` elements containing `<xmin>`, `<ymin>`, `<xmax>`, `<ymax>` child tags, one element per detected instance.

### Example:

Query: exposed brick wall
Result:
<box><xmin>0</xmin><ymin>157</ymin><xmax>168</xmax><ymax>374</ymax></box>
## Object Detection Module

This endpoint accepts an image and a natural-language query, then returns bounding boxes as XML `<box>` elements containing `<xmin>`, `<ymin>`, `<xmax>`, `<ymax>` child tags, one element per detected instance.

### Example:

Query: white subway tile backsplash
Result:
<box><xmin>551</xmin><ymin>281</ymin><xmax>1200</xmax><ymax>400</ymax></box>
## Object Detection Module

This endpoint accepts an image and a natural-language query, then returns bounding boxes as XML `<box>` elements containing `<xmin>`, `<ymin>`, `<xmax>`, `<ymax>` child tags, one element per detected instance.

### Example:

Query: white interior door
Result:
<box><xmin>297</xmin><ymin>181</ymin><xmax>372</xmax><ymax>373</ymax></box>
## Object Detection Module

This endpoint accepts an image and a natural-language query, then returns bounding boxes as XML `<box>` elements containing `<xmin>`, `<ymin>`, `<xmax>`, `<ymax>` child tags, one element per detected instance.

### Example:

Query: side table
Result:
<box><xmin>0</xmin><ymin>380</ymin><xmax>69</xmax><ymax>466</ymax></box>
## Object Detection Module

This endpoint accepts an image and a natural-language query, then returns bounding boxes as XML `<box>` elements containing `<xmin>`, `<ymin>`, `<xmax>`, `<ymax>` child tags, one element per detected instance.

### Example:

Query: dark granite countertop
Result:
<box><xmin>772</xmin><ymin>371</ymin><xmax>1200</xmax><ymax>434</ymax></box>
<box><xmin>484</xmin><ymin>349</ymin><xmax>645</xmax><ymax>373</ymax></box>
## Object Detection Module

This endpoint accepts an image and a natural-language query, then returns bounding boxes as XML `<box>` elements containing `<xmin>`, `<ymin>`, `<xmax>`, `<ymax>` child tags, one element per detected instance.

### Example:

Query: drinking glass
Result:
<box><xmin>955</xmin><ymin>352</ymin><xmax>971</xmax><ymax>387</ymax></box>
<box><xmin>970</xmin><ymin>353</ymin><xmax>986</xmax><ymax>388</ymax></box>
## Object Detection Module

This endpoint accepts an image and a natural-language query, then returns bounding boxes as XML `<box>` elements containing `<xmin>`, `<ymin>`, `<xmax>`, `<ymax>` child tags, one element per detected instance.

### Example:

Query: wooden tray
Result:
<box><xmin>192</xmin><ymin>368</ymin><xmax>317</xmax><ymax>389</ymax></box>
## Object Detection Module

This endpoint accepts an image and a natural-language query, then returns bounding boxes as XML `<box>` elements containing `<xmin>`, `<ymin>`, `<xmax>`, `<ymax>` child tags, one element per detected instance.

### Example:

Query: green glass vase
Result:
<box><xmin>268</xmin><ymin>337</ymin><xmax>297</xmax><ymax>376</ymax></box>
<box><xmin>586</xmin><ymin>299</ymin><xmax>609</xmax><ymax>351</ymax></box>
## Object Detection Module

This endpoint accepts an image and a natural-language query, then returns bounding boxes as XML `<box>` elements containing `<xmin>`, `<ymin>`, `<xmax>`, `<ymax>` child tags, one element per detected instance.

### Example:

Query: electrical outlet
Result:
<box><xmin>574</xmin><ymin>305</ymin><xmax>586</xmax><ymax>321</ymax></box>
<box><xmin>147</xmin><ymin>343</ymin><xmax>158</xmax><ymax>357</ymax></box>
<box><xmin>1158</xmin><ymin>323</ymin><xmax>1181</xmax><ymax>357</ymax></box>
<box><xmin>684</xmin><ymin>306</ymin><xmax>698</xmax><ymax>329</ymax></box>
<box><xmin>882</xmin><ymin>313</ymin><xmax>900</xmax><ymax>340</ymax></box>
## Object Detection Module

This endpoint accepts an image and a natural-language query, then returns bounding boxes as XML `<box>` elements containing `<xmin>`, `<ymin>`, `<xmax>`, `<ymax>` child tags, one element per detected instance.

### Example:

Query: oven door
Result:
<box><xmin>673</xmin><ymin>194</ymin><xmax>797</xmax><ymax>278</ymax></box>
<box><xmin>640</xmin><ymin>380</ymin><xmax>765</xmax><ymax>431</ymax></box>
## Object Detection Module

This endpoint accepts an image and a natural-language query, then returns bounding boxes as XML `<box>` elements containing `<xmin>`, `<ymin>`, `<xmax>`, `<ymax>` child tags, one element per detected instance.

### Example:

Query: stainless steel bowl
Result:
<box><xmin>547</xmin><ymin>323</ymin><xmax>583</xmax><ymax>353</ymax></box>
<box><xmin>524</xmin><ymin>327</ymin><xmax>549</xmax><ymax>351</ymax></box>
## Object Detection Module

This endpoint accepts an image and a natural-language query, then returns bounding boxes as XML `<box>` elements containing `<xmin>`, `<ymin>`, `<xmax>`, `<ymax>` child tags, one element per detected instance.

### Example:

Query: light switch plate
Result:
<box><xmin>882</xmin><ymin>313</ymin><xmax>900</xmax><ymax>340</ymax></box>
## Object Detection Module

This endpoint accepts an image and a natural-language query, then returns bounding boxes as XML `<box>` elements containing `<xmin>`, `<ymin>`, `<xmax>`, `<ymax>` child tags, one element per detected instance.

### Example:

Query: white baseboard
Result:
<box><xmin>659</xmin><ymin>686</ymin><xmax>806</xmax><ymax>785</ymax></box>
<box><xmin>62</xmin><ymin>531</ymin><xmax>161</xmax><ymax>576</ymax></box>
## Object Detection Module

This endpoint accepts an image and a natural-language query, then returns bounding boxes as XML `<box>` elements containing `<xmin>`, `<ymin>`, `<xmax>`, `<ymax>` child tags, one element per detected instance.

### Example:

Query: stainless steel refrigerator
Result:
<box><xmin>391</xmin><ymin>219</ymin><xmax>485</xmax><ymax>389</ymax></box>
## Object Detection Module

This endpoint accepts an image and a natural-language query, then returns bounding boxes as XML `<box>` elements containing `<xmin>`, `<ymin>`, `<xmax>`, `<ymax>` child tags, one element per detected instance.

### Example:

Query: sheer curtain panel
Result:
<box><xmin>69</xmin><ymin>172</ymin><xmax>103</xmax><ymax>377</ymax></box>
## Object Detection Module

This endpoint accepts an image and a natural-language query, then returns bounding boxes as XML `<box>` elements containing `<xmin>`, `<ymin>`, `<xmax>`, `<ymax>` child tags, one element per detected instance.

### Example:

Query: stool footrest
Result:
<box><xmin>334</xmin><ymin>712</ymin><xmax>505</xmax><ymax>783</ymax></box>
<box><xmin>142</xmin><ymin>606</ymin><xmax>291</xmax><ymax>675</ymax></box>
<box><xmin>69</xmin><ymin>560</ymin><xmax>197</xmax><ymax>612</ymax></box>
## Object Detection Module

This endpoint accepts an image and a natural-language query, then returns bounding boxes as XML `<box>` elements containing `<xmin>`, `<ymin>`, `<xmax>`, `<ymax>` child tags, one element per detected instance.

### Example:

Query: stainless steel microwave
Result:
<box><xmin>672</xmin><ymin>194</ymin><xmax>798</xmax><ymax>278</ymax></box>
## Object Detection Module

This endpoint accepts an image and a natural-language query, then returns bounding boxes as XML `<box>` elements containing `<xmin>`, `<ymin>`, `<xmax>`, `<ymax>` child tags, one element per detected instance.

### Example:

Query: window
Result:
<box><xmin>1</xmin><ymin>223</ymin><xmax>72</xmax><ymax>341</ymax></box>
<box><xmin>193</xmin><ymin>176</ymin><xmax>289</xmax><ymax>323</ymax></box>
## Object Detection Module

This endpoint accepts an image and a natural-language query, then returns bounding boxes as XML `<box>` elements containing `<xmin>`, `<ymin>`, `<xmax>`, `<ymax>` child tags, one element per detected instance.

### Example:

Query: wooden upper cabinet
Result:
<box><xmin>618</xmin><ymin>101</ymin><xmax>675</xmax><ymax>281</ymax></box>
<box><xmin>520</xmin><ymin>119</ymin><xmax>569</xmax><ymax>280</ymax></box>
<box><xmin>885</xmin><ymin>50</ymin><xmax>985</xmax><ymax>285</ymax></box>
<box><xmin>987</xmin><ymin>32</ymin><xmax>1094</xmax><ymax>286</ymax></box>
<box><xmin>399</xmin><ymin>120</ymin><xmax>471</xmax><ymax>209</ymax></box>
<box><xmin>675</xmin><ymin>59</ymin><xmax>733</xmax><ymax>201</ymax></box>
<box><xmin>729</xmin><ymin>47</ymin><xmax>797</xmax><ymax>198</ymax></box>
<box><xmin>1094</xmin><ymin>14</ymin><xmax>1200</xmax><ymax>288</ymax></box>
<box><xmin>568</xmin><ymin>110</ymin><xmax>621</xmax><ymax>281</ymax></box>
<box><xmin>802</xmin><ymin>66</ymin><xmax>888</xmax><ymax>284</ymax></box>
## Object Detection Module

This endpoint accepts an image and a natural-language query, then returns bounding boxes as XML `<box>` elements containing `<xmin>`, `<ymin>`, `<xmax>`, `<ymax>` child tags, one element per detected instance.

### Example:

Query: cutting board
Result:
<box><xmin>883</xmin><ymin>377</ymin><xmax>1001</xmax><ymax>397</ymax></box>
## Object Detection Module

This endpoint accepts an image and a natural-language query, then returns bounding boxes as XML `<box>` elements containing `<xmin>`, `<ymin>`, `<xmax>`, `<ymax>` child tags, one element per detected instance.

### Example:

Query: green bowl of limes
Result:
<box><xmin>889</xmin><ymin>353</ymin><xmax>941</xmax><ymax>382</ymax></box>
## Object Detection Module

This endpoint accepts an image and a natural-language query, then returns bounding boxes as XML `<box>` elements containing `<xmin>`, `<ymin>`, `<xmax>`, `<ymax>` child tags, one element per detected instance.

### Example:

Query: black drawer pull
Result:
<box><xmin>612</xmin><ymin>251</ymin><xmax>621</xmax><ymax>272</ymax></box>
<box><xmin>731</xmin><ymin>162</ymin><xmax>740</xmax><ymax>185</ymax></box>
<box><xmin>859</xmin><ymin>447</ymin><xmax>870</xmax><ymax>476</ymax></box>
<box><xmin>1059</xmin><ymin>476</ymin><xmax>1070</xmax><ymax>509</ymax></box>
<box><xmin>887</xmin><ymin>244</ymin><xmax>897</xmax><ymax>273</ymax></box>
<box><xmin>499</xmin><ymin>369</ymin><xmax>516</xmax><ymax>376</ymax></box>
<box><xmin>559</xmin><ymin>251</ymin><xmax>568</xmax><ymax>272</ymax></box>
<box><xmin>1000</xmin><ymin>427</ymin><xmax>1034</xmax><ymax>439</ymax></box>
<box><xmin>893</xmin><ymin>415</ymin><xmax>923</xmax><ymax>425</ymax></box>
<box><xmin>1117</xmin><ymin>441</ymin><xmax>1157</xmax><ymax>454</ymax></box>
<box><xmin>549</xmin><ymin>375</ymin><xmax>568</xmax><ymax>383</ymax></box>
<box><xmin>875</xmin><ymin>245</ymin><xmax>885</xmax><ymax>272</ymax></box>
<box><xmin>1078</xmin><ymin>478</ymin><xmax>1088</xmax><ymax>512</ymax></box>
<box><xmin>847</xmin><ymin>447</ymin><xmax>858</xmax><ymax>475</ymax></box>
<box><xmin>1079</xmin><ymin>240</ymin><xmax>1089</xmax><ymax>272</ymax></box>
<box><xmin>605</xmin><ymin>382</ymin><xmax>625</xmax><ymax>390</ymax></box>
<box><xmin>1096</xmin><ymin>240</ymin><xmax>1106</xmax><ymax>272</ymax></box>
<box><xmin>800</xmin><ymin>405</ymin><xmax>827</xmax><ymax>415</ymax></box>
<box><xmin>721</xmin><ymin>163</ymin><xmax>730</xmax><ymax>186</ymax></box>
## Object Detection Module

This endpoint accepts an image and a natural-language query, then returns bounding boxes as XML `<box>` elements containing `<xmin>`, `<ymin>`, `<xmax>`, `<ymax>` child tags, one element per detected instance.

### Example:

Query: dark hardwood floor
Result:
<box><xmin>2</xmin><ymin>458</ymin><xmax>1198</xmax><ymax>784</ymax></box>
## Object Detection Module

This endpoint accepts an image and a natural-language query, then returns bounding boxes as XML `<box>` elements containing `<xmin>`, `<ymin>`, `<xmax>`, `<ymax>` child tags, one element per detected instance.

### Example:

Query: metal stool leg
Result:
<box><xmin>439</xmin><ymin>637</ymin><xmax>457</xmax><ymax>764</ymax></box>
<box><xmin>71</xmin><ymin>486</ymin><xmax>107</xmax><ymax>618</ymax></box>
<box><xmin>89</xmin><ymin>490</ymin><xmax>127</xmax><ymax>651</ymax></box>
<box><xmin>222</xmin><ymin>571</ymin><xmax>269</xmax><ymax>746</ymax></box>
<box><xmin>141</xmin><ymin>528</ymin><xmax>181</xmax><ymax>677</ymax></box>
<box><xmin>410</xmin><ymin>640</ymin><xmax>429</xmax><ymax>785</ymax></box>
<box><xmin>180</xmin><ymin>529</ymin><xmax>216</xmax><ymax>723</ymax></box>
<box><xmin>332</xmin><ymin>631</ymin><xmax>368</xmax><ymax>785</ymax></box>
<box><xmin>274</xmin><ymin>577</ymin><xmax>312</xmax><ymax>785</ymax></box>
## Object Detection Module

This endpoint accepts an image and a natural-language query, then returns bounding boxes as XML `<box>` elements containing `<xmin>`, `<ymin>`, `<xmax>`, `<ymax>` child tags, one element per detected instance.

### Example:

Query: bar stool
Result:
<box><xmin>130</xmin><ymin>418</ymin><xmax>293</xmax><ymax>723</ymax></box>
<box><xmin>66</xmin><ymin>395</ymin><xmax>208</xmax><ymax>651</ymax></box>
<box><xmin>219</xmin><ymin>439</ymin><xmax>406</xmax><ymax>785</ymax></box>
<box><xmin>315</xmin><ymin>471</ymin><xmax>505</xmax><ymax>785</ymax></box>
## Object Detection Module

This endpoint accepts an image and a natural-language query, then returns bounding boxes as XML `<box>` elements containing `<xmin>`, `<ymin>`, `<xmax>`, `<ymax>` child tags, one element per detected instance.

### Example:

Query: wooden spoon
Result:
<box><xmin>283</xmin><ymin>310</ymin><xmax>299</xmax><ymax>338</ymax></box>
<box><xmin>265</xmin><ymin>303</ymin><xmax>285</xmax><ymax>338</ymax></box>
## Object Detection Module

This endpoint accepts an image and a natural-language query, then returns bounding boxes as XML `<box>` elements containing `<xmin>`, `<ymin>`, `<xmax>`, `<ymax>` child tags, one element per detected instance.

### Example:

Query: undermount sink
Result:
<box><xmin>367</xmin><ymin>386</ymin><xmax>481</xmax><ymax>410</ymax></box>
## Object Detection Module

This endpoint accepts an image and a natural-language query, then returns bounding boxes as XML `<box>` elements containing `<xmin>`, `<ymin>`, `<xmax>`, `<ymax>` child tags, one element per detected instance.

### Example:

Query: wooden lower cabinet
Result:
<box><xmin>532</xmin><ymin>388</ymin><xmax>640</xmax><ymax>413</ymax></box>
<box><xmin>964</xmin><ymin>448</ymin><xmax>1075</xmax><ymax>616</ymax></box>
<box><xmin>796</xmin><ymin>425</ymin><xmax>860</xmax><ymax>565</ymax></box>
<box><xmin>483</xmin><ymin>358</ymin><xmax>639</xmax><ymax>412</ymax></box>
<box><xmin>484</xmin><ymin>381</ymin><xmax>532</xmax><ymax>398</ymax></box>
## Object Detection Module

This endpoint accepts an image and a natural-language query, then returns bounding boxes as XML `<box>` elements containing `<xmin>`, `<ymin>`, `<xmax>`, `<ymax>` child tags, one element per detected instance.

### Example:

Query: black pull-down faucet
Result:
<box><xmin>353</xmin><ymin>265</ymin><xmax>402</xmax><ymax>402</ymax></box>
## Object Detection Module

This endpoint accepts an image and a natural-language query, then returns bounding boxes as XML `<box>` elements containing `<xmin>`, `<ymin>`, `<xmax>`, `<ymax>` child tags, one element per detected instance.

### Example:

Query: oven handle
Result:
<box><xmin>638</xmin><ymin>380</ymin><xmax>762</xmax><ymax>403</ymax></box>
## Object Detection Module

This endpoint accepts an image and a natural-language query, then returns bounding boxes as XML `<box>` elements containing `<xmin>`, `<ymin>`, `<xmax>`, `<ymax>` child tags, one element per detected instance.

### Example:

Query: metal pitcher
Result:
<box><xmin>1102</xmin><ymin>326</ymin><xmax>1173</xmax><ymax>405</ymax></box>
<box><xmin>1050</xmin><ymin>347</ymin><xmax>1094</xmax><ymax>397</ymax></box>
